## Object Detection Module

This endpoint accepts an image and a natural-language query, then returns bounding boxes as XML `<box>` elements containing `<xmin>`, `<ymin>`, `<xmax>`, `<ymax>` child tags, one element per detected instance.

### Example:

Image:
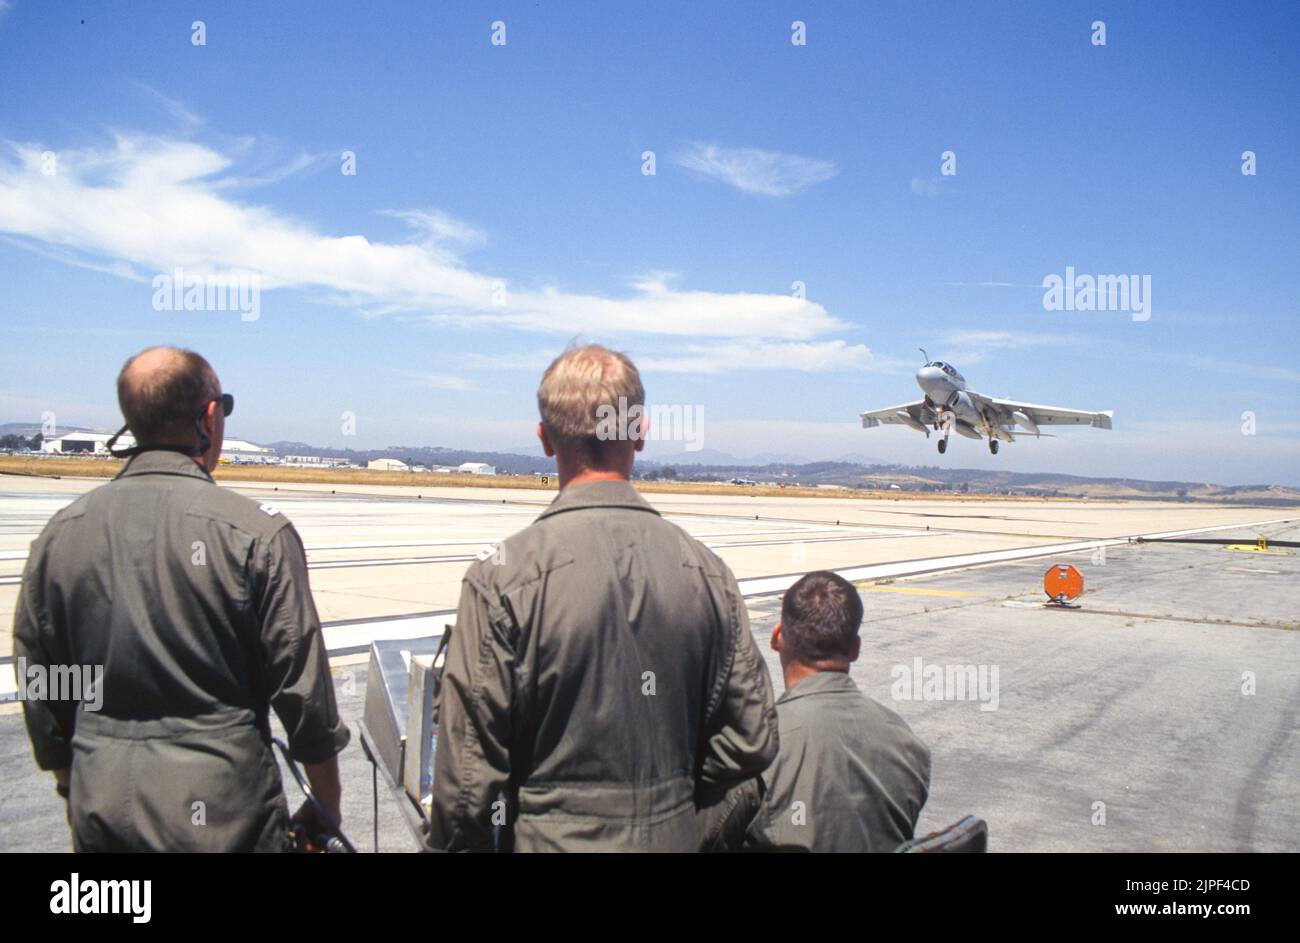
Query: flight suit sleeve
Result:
<box><xmin>12</xmin><ymin>542</ymin><xmax>76</xmax><ymax>770</ymax></box>
<box><xmin>255</xmin><ymin>524</ymin><xmax>350</xmax><ymax>764</ymax></box>
<box><xmin>743</xmin><ymin>768</ymin><xmax>781</xmax><ymax>849</ymax></box>
<box><xmin>697</xmin><ymin>570</ymin><xmax>779</xmax><ymax>793</ymax></box>
<box><xmin>743</xmin><ymin>736</ymin><xmax>807</xmax><ymax>851</ymax></box>
<box><xmin>428</xmin><ymin>568</ymin><xmax>516</xmax><ymax>852</ymax></box>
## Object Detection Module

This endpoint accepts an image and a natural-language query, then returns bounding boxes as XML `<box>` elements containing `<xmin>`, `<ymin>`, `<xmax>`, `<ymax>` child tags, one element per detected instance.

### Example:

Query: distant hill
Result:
<box><xmin>663</xmin><ymin>448</ymin><xmax>804</xmax><ymax>466</ymax></box>
<box><xmin>10</xmin><ymin>422</ymin><xmax>1299</xmax><ymax>504</ymax></box>
<box><xmin>264</xmin><ymin>442</ymin><xmax>557</xmax><ymax>475</ymax></box>
<box><xmin>0</xmin><ymin>422</ymin><xmax>94</xmax><ymax>437</ymax></box>
<box><xmin>640</xmin><ymin>459</ymin><xmax>1300</xmax><ymax>504</ymax></box>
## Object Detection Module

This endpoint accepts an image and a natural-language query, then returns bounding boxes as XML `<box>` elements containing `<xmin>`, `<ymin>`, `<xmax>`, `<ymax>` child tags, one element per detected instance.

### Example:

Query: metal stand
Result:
<box><xmin>359</xmin><ymin>720</ymin><xmax>431</xmax><ymax>852</ymax></box>
<box><xmin>1044</xmin><ymin>593</ymin><xmax>1082</xmax><ymax>610</ymax></box>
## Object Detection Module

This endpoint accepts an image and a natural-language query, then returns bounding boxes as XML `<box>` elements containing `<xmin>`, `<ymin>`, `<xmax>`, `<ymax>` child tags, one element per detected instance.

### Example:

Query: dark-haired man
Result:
<box><xmin>745</xmin><ymin>571</ymin><xmax>930</xmax><ymax>852</ymax></box>
<box><xmin>14</xmin><ymin>346</ymin><xmax>349</xmax><ymax>851</ymax></box>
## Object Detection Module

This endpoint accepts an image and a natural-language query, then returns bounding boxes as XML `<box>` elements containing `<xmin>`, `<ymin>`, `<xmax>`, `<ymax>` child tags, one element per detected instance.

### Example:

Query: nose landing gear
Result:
<box><xmin>938</xmin><ymin>437</ymin><xmax>948</xmax><ymax>454</ymax></box>
<box><xmin>988</xmin><ymin>439</ymin><xmax>1000</xmax><ymax>455</ymax></box>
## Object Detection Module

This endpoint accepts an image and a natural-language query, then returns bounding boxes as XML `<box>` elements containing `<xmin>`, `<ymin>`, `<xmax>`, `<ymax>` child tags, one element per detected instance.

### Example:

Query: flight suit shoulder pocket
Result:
<box><xmin>678</xmin><ymin>531</ymin><xmax>718</xmax><ymax>571</ymax></box>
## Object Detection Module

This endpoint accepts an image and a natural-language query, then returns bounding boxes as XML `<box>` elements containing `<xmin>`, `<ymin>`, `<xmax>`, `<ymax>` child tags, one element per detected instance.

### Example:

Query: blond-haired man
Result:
<box><xmin>428</xmin><ymin>344</ymin><xmax>777</xmax><ymax>851</ymax></box>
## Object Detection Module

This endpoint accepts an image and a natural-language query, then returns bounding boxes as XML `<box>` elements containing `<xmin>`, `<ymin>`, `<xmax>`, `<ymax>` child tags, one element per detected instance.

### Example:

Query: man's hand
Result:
<box><xmin>290</xmin><ymin>799</ymin><xmax>340</xmax><ymax>850</ymax></box>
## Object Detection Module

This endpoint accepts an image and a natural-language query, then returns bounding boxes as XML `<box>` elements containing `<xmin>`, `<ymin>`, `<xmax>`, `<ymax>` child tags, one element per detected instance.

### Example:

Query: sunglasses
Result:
<box><xmin>200</xmin><ymin>393</ymin><xmax>235</xmax><ymax>419</ymax></box>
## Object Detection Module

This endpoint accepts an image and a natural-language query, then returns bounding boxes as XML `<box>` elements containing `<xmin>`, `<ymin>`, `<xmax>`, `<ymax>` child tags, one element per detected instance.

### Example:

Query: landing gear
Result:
<box><xmin>938</xmin><ymin>438</ymin><xmax>948</xmax><ymax>454</ymax></box>
<box><xmin>988</xmin><ymin>439</ymin><xmax>999</xmax><ymax>455</ymax></box>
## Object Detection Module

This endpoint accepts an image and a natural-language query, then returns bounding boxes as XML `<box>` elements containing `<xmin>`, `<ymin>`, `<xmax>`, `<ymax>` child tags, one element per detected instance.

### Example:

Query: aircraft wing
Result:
<box><xmin>973</xmin><ymin>394</ymin><xmax>1114</xmax><ymax>430</ymax></box>
<box><xmin>860</xmin><ymin>400</ymin><xmax>933</xmax><ymax>430</ymax></box>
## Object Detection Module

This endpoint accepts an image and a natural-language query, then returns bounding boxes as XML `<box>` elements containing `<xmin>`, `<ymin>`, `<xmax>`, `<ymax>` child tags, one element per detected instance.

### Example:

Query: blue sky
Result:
<box><xmin>1</xmin><ymin>1</ymin><xmax>1297</xmax><ymax>484</ymax></box>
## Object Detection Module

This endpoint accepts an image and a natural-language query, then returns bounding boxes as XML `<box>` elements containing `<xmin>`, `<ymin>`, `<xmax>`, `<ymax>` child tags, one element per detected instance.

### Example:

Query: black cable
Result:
<box><xmin>272</xmin><ymin>737</ymin><xmax>357</xmax><ymax>853</ymax></box>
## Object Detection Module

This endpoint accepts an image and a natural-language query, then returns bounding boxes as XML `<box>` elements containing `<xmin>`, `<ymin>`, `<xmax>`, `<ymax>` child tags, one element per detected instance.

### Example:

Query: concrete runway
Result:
<box><xmin>1</xmin><ymin>476</ymin><xmax>1291</xmax><ymax>651</ymax></box>
<box><xmin>1</xmin><ymin>474</ymin><xmax>1296</xmax><ymax>850</ymax></box>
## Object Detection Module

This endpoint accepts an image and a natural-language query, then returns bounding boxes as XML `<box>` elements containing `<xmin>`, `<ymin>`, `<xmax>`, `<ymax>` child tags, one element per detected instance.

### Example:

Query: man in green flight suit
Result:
<box><xmin>13</xmin><ymin>346</ymin><xmax>349</xmax><ymax>851</ymax></box>
<box><xmin>428</xmin><ymin>344</ymin><xmax>778</xmax><ymax>851</ymax></box>
<box><xmin>745</xmin><ymin>571</ymin><xmax>931</xmax><ymax>852</ymax></box>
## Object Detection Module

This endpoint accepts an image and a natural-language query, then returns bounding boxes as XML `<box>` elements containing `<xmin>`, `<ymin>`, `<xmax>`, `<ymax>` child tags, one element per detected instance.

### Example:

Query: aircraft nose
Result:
<box><xmin>917</xmin><ymin>366</ymin><xmax>942</xmax><ymax>384</ymax></box>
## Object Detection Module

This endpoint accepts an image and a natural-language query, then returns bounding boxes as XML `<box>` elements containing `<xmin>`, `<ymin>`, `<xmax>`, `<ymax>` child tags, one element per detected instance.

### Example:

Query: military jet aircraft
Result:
<box><xmin>860</xmin><ymin>349</ymin><xmax>1113</xmax><ymax>455</ymax></box>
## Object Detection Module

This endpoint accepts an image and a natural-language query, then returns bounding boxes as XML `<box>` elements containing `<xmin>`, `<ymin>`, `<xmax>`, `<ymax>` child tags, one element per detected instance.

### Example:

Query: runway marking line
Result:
<box><xmin>859</xmin><ymin>586</ymin><xmax>980</xmax><ymax>598</ymax></box>
<box><xmin>2</xmin><ymin>514</ymin><xmax>1296</xmax><ymax>696</ymax></box>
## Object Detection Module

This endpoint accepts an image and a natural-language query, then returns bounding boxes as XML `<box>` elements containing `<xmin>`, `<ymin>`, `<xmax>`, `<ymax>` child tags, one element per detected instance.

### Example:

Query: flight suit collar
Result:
<box><xmin>536</xmin><ymin>478</ymin><xmax>661</xmax><ymax>521</ymax></box>
<box><xmin>778</xmin><ymin>669</ymin><xmax>860</xmax><ymax>705</ymax></box>
<box><xmin>115</xmin><ymin>448</ymin><xmax>215</xmax><ymax>483</ymax></box>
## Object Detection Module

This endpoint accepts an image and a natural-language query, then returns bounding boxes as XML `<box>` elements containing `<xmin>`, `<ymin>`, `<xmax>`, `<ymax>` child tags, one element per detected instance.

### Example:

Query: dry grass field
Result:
<box><xmin>0</xmin><ymin>454</ymin><xmax>1072</xmax><ymax>503</ymax></box>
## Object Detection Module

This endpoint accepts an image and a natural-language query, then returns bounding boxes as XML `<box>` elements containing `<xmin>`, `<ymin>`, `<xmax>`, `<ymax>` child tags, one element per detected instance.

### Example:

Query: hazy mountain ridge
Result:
<box><xmin>265</xmin><ymin>443</ymin><xmax>1300</xmax><ymax>503</ymax></box>
<box><xmin>8</xmin><ymin>424</ymin><xmax>1296</xmax><ymax>503</ymax></box>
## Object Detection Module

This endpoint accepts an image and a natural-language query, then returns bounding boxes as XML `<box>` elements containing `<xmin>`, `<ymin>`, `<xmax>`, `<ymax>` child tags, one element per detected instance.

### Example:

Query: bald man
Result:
<box><xmin>13</xmin><ymin>346</ymin><xmax>349</xmax><ymax>852</ymax></box>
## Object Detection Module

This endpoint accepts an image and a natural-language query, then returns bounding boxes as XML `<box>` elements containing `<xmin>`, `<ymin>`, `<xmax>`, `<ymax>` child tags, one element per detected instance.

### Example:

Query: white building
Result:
<box><xmin>368</xmin><ymin>458</ymin><xmax>410</xmax><ymax>472</ymax></box>
<box><xmin>41</xmin><ymin>432</ymin><xmax>271</xmax><ymax>460</ymax></box>
<box><xmin>41</xmin><ymin>432</ymin><xmax>121</xmax><ymax>455</ymax></box>
<box><xmin>457</xmin><ymin>462</ymin><xmax>496</xmax><ymax>476</ymax></box>
<box><xmin>283</xmin><ymin>455</ymin><xmax>350</xmax><ymax>468</ymax></box>
<box><xmin>221</xmin><ymin>439</ymin><xmax>274</xmax><ymax>461</ymax></box>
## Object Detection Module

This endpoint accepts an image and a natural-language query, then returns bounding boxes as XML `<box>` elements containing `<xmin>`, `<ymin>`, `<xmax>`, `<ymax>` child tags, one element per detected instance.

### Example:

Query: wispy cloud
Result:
<box><xmin>0</xmin><ymin>132</ymin><xmax>850</xmax><ymax>345</ymax></box>
<box><xmin>458</xmin><ymin>349</ymin><xmax>558</xmax><ymax>371</ymax></box>
<box><xmin>674</xmin><ymin>142</ymin><xmax>836</xmax><ymax>197</ymax></box>
<box><xmin>382</xmin><ymin>208</ymin><xmax>486</xmax><ymax>251</ymax></box>
<box><xmin>909</xmin><ymin>176</ymin><xmax>950</xmax><ymax>197</ymax></box>
<box><xmin>944</xmin><ymin>280</ymin><xmax>1042</xmax><ymax>288</ymax></box>
<box><xmin>942</xmin><ymin>329</ymin><xmax>1077</xmax><ymax>349</ymax></box>
<box><xmin>214</xmin><ymin>149</ymin><xmax>329</xmax><ymax>190</ymax></box>
<box><xmin>639</xmin><ymin>339</ymin><xmax>894</xmax><ymax>374</ymax></box>
<box><xmin>453</xmin><ymin>340</ymin><xmax>906</xmax><ymax>376</ymax></box>
<box><xmin>388</xmin><ymin>369</ymin><xmax>479</xmax><ymax>392</ymax></box>
<box><xmin>1152</xmin><ymin>352</ymin><xmax>1300</xmax><ymax>385</ymax></box>
<box><xmin>131</xmin><ymin>83</ymin><xmax>205</xmax><ymax>131</ymax></box>
<box><xmin>939</xmin><ymin>329</ymin><xmax>1082</xmax><ymax>364</ymax></box>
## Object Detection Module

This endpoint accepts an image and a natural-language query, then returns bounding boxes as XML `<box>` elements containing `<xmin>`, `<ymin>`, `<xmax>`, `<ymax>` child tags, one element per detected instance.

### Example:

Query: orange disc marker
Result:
<box><xmin>1044</xmin><ymin>563</ymin><xmax>1084</xmax><ymax>603</ymax></box>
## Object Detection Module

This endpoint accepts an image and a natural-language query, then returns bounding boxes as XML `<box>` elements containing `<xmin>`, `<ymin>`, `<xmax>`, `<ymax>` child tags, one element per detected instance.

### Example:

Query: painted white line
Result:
<box><xmin>680</xmin><ymin>526</ymin><xmax>847</xmax><ymax>538</ymax></box>
<box><xmin>309</xmin><ymin>554</ymin><xmax>478</xmax><ymax>570</ymax></box>
<box><xmin>4</xmin><ymin>515</ymin><xmax>1293</xmax><ymax>701</ymax></box>
<box><xmin>315</xmin><ymin>516</ymin><xmax>1298</xmax><ymax>655</ymax></box>
<box><xmin>303</xmin><ymin>531</ymin><xmax>926</xmax><ymax>572</ymax></box>
<box><xmin>0</xmin><ymin>527</ymin><xmax>849</xmax><ymax>570</ymax></box>
<box><xmin>711</xmin><ymin>532</ymin><xmax>933</xmax><ymax>550</ymax></box>
<box><xmin>323</xmin><ymin>612</ymin><xmax>456</xmax><ymax>652</ymax></box>
<box><xmin>736</xmin><ymin>516</ymin><xmax>1300</xmax><ymax>597</ymax></box>
<box><xmin>303</xmin><ymin>527</ymin><xmax>841</xmax><ymax>551</ymax></box>
<box><xmin>306</xmin><ymin>539</ymin><xmax>511</xmax><ymax>551</ymax></box>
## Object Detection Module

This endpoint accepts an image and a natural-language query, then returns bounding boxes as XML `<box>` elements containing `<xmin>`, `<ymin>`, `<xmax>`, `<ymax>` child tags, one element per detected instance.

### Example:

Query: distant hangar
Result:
<box><xmin>366</xmin><ymin>458</ymin><xmax>497</xmax><ymax>475</ymax></box>
<box><xmin>41</xmin><ymin>432</ymin><xmax>272</xmax><ymax>460</ymax></box>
